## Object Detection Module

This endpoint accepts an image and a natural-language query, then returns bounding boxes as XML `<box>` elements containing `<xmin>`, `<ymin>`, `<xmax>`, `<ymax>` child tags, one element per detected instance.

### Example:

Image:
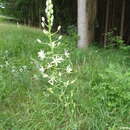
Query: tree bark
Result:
<box><xmin>78</xmin><ymin>0</ymin><xmax>88</xmax><ymax>48</ymax></box>
<box><xmin>78</xmin><ymin>0</ymin><xmax>97</xmax><ymax>48</ymax></box>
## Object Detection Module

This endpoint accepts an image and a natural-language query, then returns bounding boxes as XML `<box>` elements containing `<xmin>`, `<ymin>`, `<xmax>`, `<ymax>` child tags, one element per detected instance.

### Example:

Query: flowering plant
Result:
<box><xmin>33</xmin><ymin>0</ymin><xmax>76</xmax><ymax>110</ymax></box>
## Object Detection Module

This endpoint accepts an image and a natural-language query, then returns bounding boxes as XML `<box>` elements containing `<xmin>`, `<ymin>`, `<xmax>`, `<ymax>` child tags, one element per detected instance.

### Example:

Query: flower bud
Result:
<box><xmin>41</xmin><ymin>22</ymin><xmax>45</xmax><ymax>28</ymax></box>
<box><xmin>57</xmin><ymin>26</ymin><xmax>61</xmax><ymax>31</ymax></box>
<box><xmin>58</xmin><ymin>35</ymin><xmax>62</xmax><ymax>40</ymax></box>
<box><xmin>42</xmin><ymin>17</ymin><xmax>45</xmax><ymax>22</ymax></box>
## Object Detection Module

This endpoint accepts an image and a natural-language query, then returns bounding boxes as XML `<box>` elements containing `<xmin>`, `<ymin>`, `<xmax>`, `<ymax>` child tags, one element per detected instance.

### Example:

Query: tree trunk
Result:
<box><xmin>78</xmin><ymin>0</ymin><xmax>88</xmax><ymax>48</ymax></box>
<box><xmin>78</xmin><ymin>0</ymin><xmax>97</xmax><ymax>48</ymax></box>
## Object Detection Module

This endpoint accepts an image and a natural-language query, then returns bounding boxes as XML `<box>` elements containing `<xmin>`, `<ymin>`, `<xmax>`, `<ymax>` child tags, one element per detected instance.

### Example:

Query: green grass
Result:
<box><xmin>0</xmin><ymin>23</ymin><xmax>130</xmax><ymax>130</ymax></box>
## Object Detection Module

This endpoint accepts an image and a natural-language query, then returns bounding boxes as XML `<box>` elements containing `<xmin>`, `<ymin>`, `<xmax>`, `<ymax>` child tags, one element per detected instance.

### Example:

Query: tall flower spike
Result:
<box><xmin>57</xmin><ymin>26</ymin><xmax>61</xmax><ymax>31</ymax></box>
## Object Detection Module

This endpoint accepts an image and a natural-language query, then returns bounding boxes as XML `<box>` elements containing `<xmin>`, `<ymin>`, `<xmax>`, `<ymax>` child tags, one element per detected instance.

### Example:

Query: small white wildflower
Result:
<box><xmin>48</xmin><ymin>79</ymin><xmax>54</xmax><ymax>86</ymax></box>
<box><xmin>66</xmin><ymin>65</ymin><xmax>72</xmax><ymax>73</ymax></box>
<box><xmin>47</xmin><ymin>63</ymin><xmax>53</xmax><ymax>69</ymax></box>
<box><xmin>37</xmin><ymin>39</ymin><xmax>42</xmax><ymax>43</ymax></box>
<box><xmin>39</xmin><ymin>66</ymin><xmax>45</xmax><ymax>73</ymax></box>
<box><xmin>58</xmin><ymin>35</ymin><xmax>62</xmax><ymax>40</ymax></box>
<box><xmin>19</xmin><ymin>68</ymin><xmax>23</xmax><ymax>72</ymax></box>
<box><xmin>52</xmin><ymin>56</ymin><xmax>64</xmax><ymax>66</ymax></box>
<box><xmin>38</xmin><ymin>50</ymin><xmax>46</xmax><ymax>60</ymax></box>
<box><xmin>57</xmin><ymin>25</ymin><xmax>61</xmax><ymax>31</ymax></box>
<box><xmin>48</xmin><ymin>77</ymin><xmax>56</xmax><ymax>86</ymax></box>
<box><xmin>64</xmin><ymin>50</ymin><xmax>70</xmax><ymax>58</ymax></box>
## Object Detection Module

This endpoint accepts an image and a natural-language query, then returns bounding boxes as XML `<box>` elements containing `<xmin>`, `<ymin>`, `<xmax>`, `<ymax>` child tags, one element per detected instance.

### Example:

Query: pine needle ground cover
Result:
<box><xmin>0</xmin><ymin>23</ymin><xmax>130</xmax><ymax>130</ymax></box>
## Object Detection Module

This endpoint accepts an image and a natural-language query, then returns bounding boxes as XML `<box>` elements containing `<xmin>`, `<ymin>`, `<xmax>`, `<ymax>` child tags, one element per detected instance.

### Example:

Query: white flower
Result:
<box><xmin>66</xmin><ymin>65</ymin><xmax>72</xmax><ymax>73</ymax></box>
<box><xmin>57</xmin><ymin>25</ymin><xmax>61</xmax><ymax>31</ymax></box>
<box><xmin>48</xmin><ymin>77</ymin><xmax>56</xmax><ymax>86</ymax></box>
<box><xmin>47</xmin><ymin>63</ymin><xmax>53</xmax><ymax>69</ymax></box>
<box><xmin>58</xmin><ymin>35</ymin><xmax>62</xmax><ymax>40</ymax></box>
<box><xmin>38</xmin><ymin>50</ymin><xmax>46</xmax><ymax>60</ymax></box>
<box><xmin>39</xmin><ymin>66</ymin><xmax>45</xmax><ymax>73</ymax></box>
<box><xmin>19</xmin><ymin>68</ymin><xmax>23</xmax><ymax>72</ymax></box>
<box><xmin>46</xmin><ymin>0</ymin><xmax>52</xmax><ymax>6</ymax></box>
<box><xmin>52</xmin><ymin>56</ymin><xmax>64</xmax><ymax>66</ymax></box>
<box><xmin>64</xmin><ymin>50</ymin><xmax>70</xmax><ymax>58</ymax></box>
<box><xmin>37</xmin><ymin>39</ymin><xmax>42</xmax><ymax>43</ymax></box>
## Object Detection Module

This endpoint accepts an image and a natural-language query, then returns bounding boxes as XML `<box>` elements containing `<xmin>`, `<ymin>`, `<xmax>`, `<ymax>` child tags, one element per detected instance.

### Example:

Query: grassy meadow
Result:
<box><xmin>0</xmin><ymin>23</ymin><xmax>130</xmax><ymax>130</ymax></box>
